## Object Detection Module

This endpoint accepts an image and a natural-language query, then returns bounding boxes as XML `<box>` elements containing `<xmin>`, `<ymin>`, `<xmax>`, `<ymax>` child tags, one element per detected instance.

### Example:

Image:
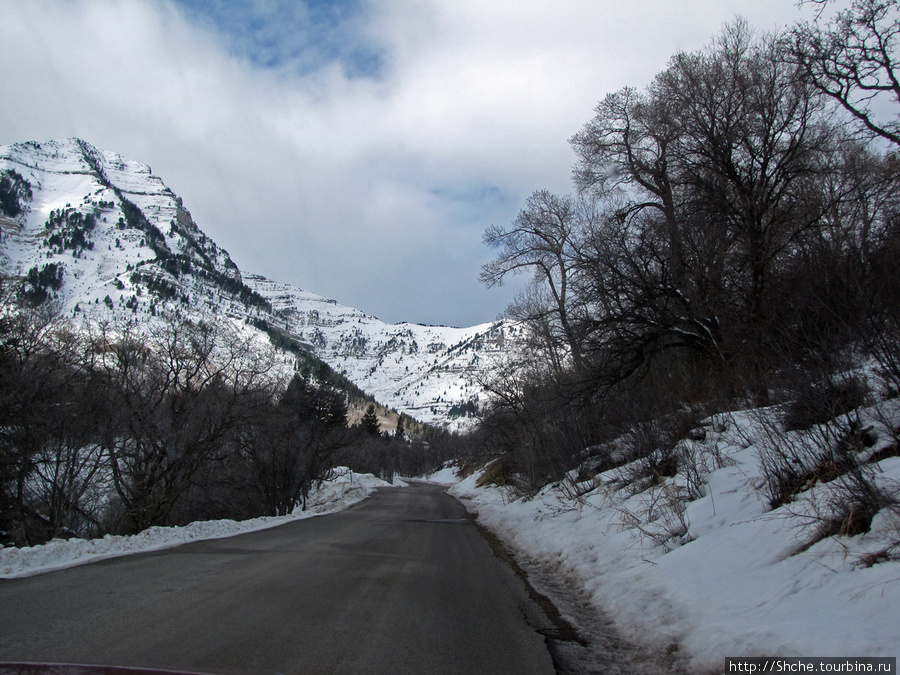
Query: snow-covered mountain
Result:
<box><xmin>0</xmin><ymin>138</ymin><xmax>523</xmax><ymax>428</ymax></box>
<box><xmin>0</xmin><ymin>138</ymin><xmax>255</xmax><ymax>319</ymax></box>
<box><xmin>245</xmin><ymin>274</ymin><xmax>526</xmax><ymax>426</ymax></box>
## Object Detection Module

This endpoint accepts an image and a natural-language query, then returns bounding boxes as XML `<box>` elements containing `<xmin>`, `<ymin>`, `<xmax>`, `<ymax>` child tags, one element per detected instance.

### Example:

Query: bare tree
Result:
<box><xmin>481</xmin><ymin>190</ymin><xmax>589</xmax><ymax>370</ymax></box>
<box><xmin>571</xmin><ymin>84</ymin><xmax>685</xmax><ymax>277</ymax></box>
<box><xmin>576</xmin><ymin>210</ymin><xmax>728</xmax><ymax>389</ymax></box>
<box><xmin>95</xmin><ymin>314</ymin><xmax>277</xmax><ymax>533</ymax></box>
<box><xmin>572</xmin><ymin>20</ymin><xmax>837</xmax><ymax>396</ymax></box>
<box><xmin>0</xmin><ymin>285</ymin><xmax>80</xmax><ymax>545</ymax></box>
<box><xmin>28</xmin><ymin>325</ymin><xmax>111</xmax><ymax>540</ymax></box>
<box><xmin>790</xmin><ymin>0</ymin><xmax>900</xmax><ymax>147</ymax></box>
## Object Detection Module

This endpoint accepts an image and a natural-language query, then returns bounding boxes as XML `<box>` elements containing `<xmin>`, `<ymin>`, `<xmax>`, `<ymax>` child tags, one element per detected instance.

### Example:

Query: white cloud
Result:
<box><xmin>0</xmin><ymin>0</ymin><xmax>819</xmax><ymax>325</ymax></box>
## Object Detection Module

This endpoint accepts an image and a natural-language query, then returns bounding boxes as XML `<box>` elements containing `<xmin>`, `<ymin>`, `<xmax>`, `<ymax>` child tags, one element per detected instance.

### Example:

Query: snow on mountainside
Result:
<box><xmin>245</xmin><ymin>274</ymin><xmax>527</xmax><ymax>427</ymax></box>
<box><xmin>0</xmin><ymin>138</ymin><xmax>252</xmax><ymax>319</ymax></box>
<box><xmin>0</xmin><ymin>138</ymin><xmax>520</xmax><ymax>428</ymax></box>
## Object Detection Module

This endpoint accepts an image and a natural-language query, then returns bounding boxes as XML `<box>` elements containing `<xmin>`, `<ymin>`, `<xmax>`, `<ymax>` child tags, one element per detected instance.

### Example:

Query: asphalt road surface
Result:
<box><xmin>0</xmin><ymin>482</ymin><xmax>557</xmax><ymax>675</ymax></box>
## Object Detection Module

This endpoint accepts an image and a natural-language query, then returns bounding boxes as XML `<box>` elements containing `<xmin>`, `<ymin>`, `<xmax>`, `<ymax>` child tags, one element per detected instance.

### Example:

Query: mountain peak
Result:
<box><xmin>0</xmin><ymin>139</ymin><xmax>522</xmax><ymax>428</ymax></box>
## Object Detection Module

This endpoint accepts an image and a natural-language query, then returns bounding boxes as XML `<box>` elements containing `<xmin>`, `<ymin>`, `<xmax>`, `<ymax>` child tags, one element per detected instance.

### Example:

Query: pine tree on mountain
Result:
<box><xmin>395</xmin><ymin>416</ymin><xmax>405</xmax><ymax>442</ymax></box>
<box><xmin>361</xmin><ymin>404</ymin><xmax>380</xmax><ymax>436</ymax></box>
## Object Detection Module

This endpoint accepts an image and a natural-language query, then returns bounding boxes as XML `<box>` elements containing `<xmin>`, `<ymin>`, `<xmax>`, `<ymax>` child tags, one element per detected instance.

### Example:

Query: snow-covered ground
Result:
<box><xmin>0</xmin><ymin>469</ymin><xmax>397</xmax><ymax>580</ymax></box>
<box><xmin>444</xmin><ymin>406</ymin><xmax>900</xmax><ymax>672</ymax></box>
<box><xmin>421</xmin><ymin>464</ymin><xmax>462</xmax><ymax>486</ymax></box>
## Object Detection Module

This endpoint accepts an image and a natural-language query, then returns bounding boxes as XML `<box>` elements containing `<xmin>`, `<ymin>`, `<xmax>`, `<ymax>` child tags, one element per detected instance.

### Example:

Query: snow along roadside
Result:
<box><xmin>444</xmin><ymin>421</ymin><xmax>900</xmax><ymax>673</ymax></box>
<box><xmin>0</xmin><ymin>468</ymin><xmax>400</xmax><ymax>579</ymax></box>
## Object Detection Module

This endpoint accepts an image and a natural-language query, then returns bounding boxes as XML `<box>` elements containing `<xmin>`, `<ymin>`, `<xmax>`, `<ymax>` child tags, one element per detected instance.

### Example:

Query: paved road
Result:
<box><xmin>0</xmin><ymin>482</ymin><xmax>556</xmax><ymax>675</ymax></box>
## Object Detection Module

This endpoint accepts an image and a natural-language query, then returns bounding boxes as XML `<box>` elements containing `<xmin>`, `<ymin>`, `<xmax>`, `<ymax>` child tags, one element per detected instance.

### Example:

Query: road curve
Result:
<box><xmin>0</xmin><ymin>482</ymin><xmax>556</xmax><ymax>675</ymax></box>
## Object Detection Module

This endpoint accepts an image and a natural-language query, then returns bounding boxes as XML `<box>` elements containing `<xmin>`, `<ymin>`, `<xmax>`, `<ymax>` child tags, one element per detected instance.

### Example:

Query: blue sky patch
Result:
<box><xmin>170</xmin><ymin>0</ymin><xmax>384</xmax><ymax>78</ymax></box>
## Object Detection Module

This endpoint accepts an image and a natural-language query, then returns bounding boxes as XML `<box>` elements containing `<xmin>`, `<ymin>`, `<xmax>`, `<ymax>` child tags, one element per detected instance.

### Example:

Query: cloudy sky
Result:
<box><xmin>1</xmin><ymin>0</ymin><xmax>823</xmax><ymax>326</ymax></box>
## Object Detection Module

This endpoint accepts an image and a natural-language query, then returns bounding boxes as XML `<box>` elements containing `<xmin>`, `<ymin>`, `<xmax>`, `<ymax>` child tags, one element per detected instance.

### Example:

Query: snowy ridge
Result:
<box><xmin>0</xmin><ymin>138</ymin><xmax>527</xmax><ymax>428</ymax></box>
<box><xmin>0</xmin><ymin>138</ymin><xmax>248</xmax><ymax>321</ymax></box>
<box><xmin>246</xmin><ymin>273</ymin><xmax>527</xmax><ymax>427</ymax></box>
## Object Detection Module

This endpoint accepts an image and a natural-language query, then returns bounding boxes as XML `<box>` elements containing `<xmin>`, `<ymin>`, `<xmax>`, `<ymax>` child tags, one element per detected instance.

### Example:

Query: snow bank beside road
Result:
<box><xmin>0</xmin><ymin>469</ymin><xmax>396</xmax><ymax>579</ymax></box>
<box><xmin>447</xmin><ymin>413</ymin><xmax>900</xmax><ymax>672</ymax></box>
<box><xmin>420</xmin><ymin>464</ymin><xmax>462</xmax><ymax>485</ymax></box>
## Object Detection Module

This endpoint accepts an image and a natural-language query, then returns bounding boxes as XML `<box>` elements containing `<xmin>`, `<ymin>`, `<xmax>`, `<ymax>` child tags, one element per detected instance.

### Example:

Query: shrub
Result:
<box><xmin>758</xmin><ymin>411</ymin><xmax>877</xmax><ymax>510</ymax></box>
<box><xmin>782</xmin><ymin>376</ymin><xmax>871</xmax><ymax>432</ymax></box>
<box><xmin>798</xmin><ymin>463</ymin><xmax>899</xmax><ymax>554</ymax></box>
<box><xmin>475</xmin><ymin>456</ymin><xmax>515</xmax><ymax>488</ymax></box>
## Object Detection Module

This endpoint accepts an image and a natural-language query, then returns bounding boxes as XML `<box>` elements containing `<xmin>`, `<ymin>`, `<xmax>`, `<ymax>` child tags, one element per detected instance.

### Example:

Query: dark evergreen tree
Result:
<box><xmin>361</xmin><ymin>404</ymin><xmax>380</xmax><ymax>436</ymax></box>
